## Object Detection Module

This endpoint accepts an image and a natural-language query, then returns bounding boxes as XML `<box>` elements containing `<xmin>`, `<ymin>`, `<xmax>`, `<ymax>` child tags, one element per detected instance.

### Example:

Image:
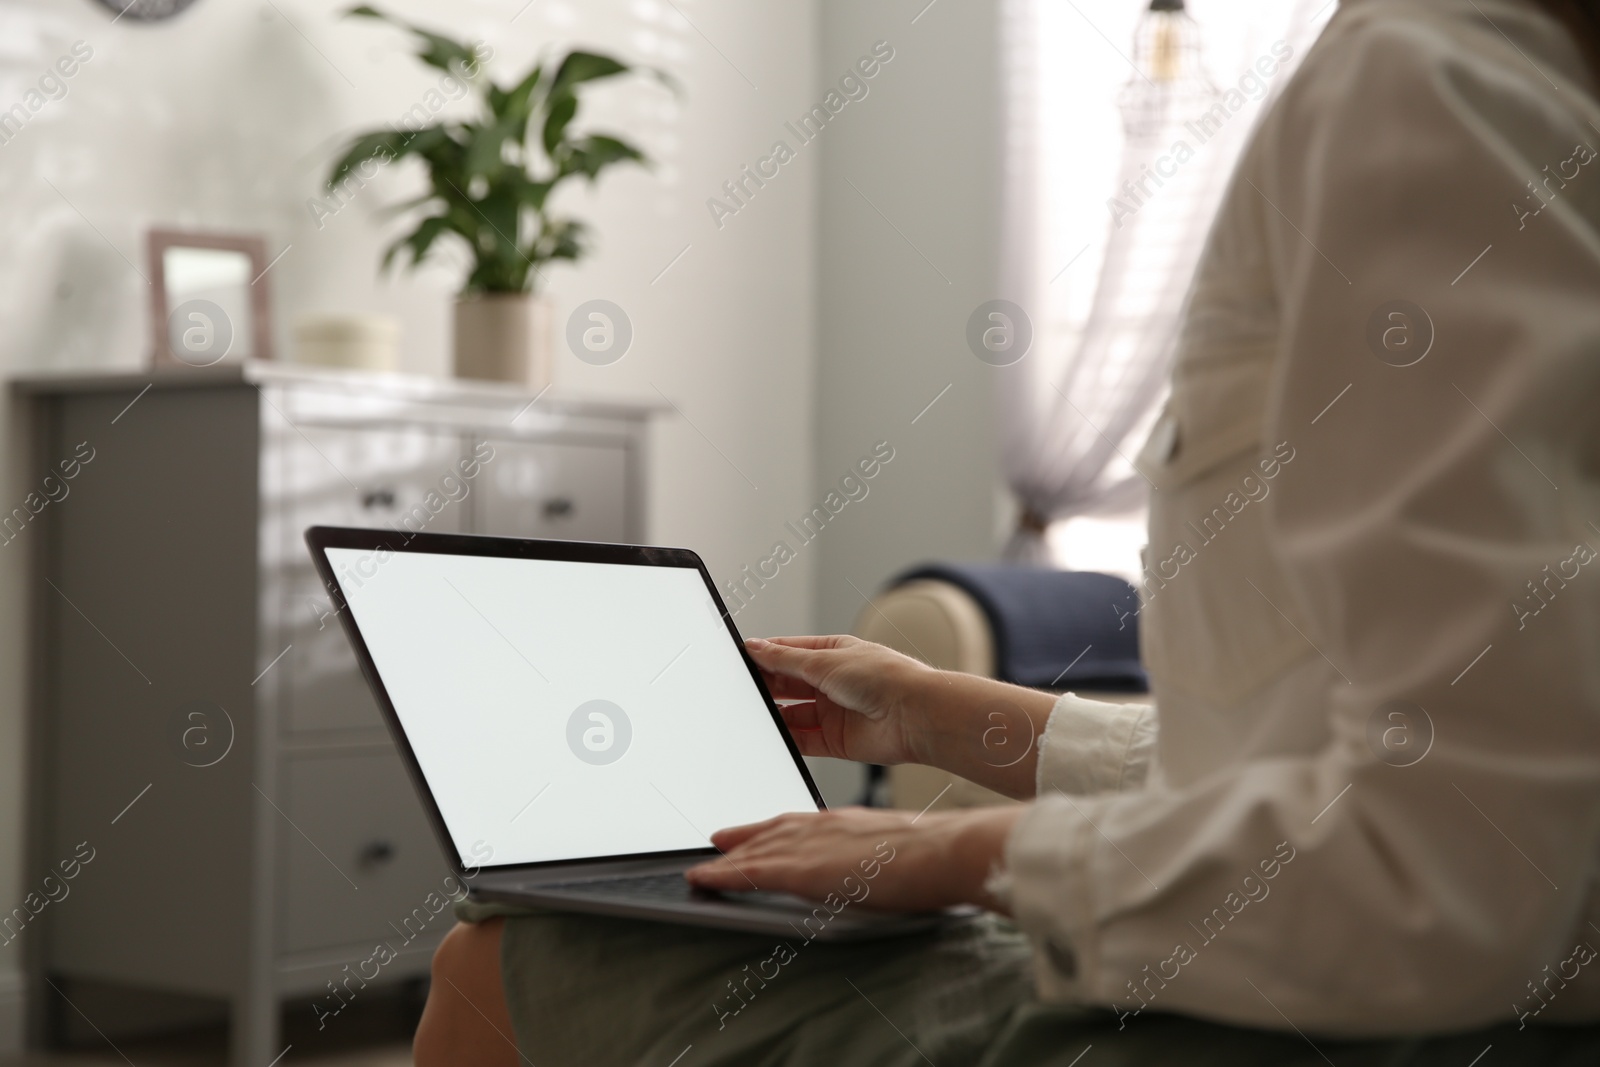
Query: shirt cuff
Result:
<box><xmin>1034</xmin><ymin>692</ymin><xmax>1157</xmax><ymax>797</ymax></box>
<box><xmin>996</xmin><ymin>694</ymin><xmax>1156</xmax><ymax>1001</ymax></box>
<box><xmin>1004</xmin><ymin>794</ymin><xmax>1103</xmax><ymax>1001</ymax></box>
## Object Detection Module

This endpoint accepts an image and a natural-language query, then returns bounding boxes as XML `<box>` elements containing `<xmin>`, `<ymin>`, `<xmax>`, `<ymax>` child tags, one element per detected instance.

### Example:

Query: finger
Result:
<box><xmin>778</xmin><ymin>704</ymin><xmax>833</xmax><ymax>757</ymax></box>
<box><xmin>751</xmin><ymin>635</ymin><xmax>855</xmax><ymax>650</ymax></box>
<box><xmin>760</xmin><ymin>670</ymin><xmax>818</xmax><ymax>701</ymax></box>
<box><xmin>709</xmin><ymin>810</ymin><xmax>821</xmax><ymax>851</ymax></box>
<box><xmin>685</xmin><ymin>855</ymin><xmax>775</xmax><ymax>892</ymax></box>
<box><xmin>744</xmin><ymin>638</ymin><xmax>837</xmax><ymax>688</ymax></box>
<box><xmin>744</xmin><ymin>641</ymin><xmax>821</xmax><ymax>699</ymax></box>
<box><xmin>779</xmin><ymin>701</ymin><xmax>822</xmax><ymax>732</ymax></box>
<box><xmin>706</xmin><ymin>814</ymin><xmax>789</xmax><ymax>851</ymax></box>
<box><xmin>780</xmin><ymin>713</ymin><xmax>830</xmax><ymax>757</ymax></box>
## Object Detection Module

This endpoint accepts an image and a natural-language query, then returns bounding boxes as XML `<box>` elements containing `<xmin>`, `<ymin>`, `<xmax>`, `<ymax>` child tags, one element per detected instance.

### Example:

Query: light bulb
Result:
<box><xmin>1151</xmin><ymin>14</ymin><xmax>1180</xmax><ymax>82</ymax></box>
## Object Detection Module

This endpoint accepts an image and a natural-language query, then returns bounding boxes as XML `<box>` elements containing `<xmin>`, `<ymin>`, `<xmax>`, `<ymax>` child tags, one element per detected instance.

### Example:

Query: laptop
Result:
<box><xmin>304</xmin><ymin>526</ymin><xmax>947</xmax><ymax>941</ymax></box>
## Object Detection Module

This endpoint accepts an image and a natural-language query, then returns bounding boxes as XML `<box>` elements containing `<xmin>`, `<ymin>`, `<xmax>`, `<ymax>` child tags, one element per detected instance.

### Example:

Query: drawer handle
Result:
<box><xmin>542</xmin><ymin>497</ymin><xmax>575</xmax><ymax>519</ymax></box>
<box><xmin>361</xmin><ymin>489</ymin><xmax>397</xmax><ymax>509</ymax></box>
<box><xmin>359</xmin><ymin>840</ymin><xmax>396</xmax><ymax>867</ymax></box>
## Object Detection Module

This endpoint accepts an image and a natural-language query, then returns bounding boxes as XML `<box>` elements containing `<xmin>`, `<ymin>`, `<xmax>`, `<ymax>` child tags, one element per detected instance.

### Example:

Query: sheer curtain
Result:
<box><xmin>997</xmin><ymin>0</ymin><xmax>1333</xmax><ymax>569</ymax></box>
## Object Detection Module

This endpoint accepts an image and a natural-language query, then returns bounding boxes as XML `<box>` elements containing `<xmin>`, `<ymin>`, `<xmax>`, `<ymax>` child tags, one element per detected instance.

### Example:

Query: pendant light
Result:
<box><xmin>1118</xmin><ymin>0</ymin><xmax>1216</xmax><ymax>140</ymax></box>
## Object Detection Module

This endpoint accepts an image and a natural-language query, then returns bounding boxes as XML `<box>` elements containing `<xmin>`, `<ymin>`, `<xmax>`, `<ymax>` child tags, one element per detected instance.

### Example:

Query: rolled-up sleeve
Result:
<box><xmin>1005</xmin><ymin>4</ymin><xmax>1600</xmax><ymax>1035</ymax></box>
<box><xmin>1034</xmin><ymin>693</ymin><xmax>1158</xmax><ymax>797</ymax></box>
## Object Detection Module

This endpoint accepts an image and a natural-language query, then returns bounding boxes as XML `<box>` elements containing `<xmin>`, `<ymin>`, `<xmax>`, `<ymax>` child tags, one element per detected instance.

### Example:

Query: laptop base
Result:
<box><xmin>470</xmin><ymin>861</ymin><xmax>963</xmax><ymax>942</ymax></box>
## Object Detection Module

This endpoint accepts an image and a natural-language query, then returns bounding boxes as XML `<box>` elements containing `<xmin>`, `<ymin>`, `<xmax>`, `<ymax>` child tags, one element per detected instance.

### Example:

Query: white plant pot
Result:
<box><xmin>453</xmin><ymin>292</ymin><xmax>554</xmax><ymax>389</ymax></box>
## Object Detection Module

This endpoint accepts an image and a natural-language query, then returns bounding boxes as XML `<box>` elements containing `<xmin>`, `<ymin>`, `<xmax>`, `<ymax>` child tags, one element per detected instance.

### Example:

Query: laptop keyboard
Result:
<box><xmin>539</xmin><ymin>871</ymin><xmax>706</xmax><ymax>903</ymax></box>
<box><xmin>530</xmin><ymin>871</ymin><xmax>809</xmax><ymax>912</ymax></box>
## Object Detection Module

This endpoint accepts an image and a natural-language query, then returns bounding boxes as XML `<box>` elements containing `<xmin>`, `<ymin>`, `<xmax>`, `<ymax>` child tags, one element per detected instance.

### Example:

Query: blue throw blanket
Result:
<box><xmin>891</xmin><ymin>563</ymin><xmax>1147</xmax><ymax>691</ymax></box>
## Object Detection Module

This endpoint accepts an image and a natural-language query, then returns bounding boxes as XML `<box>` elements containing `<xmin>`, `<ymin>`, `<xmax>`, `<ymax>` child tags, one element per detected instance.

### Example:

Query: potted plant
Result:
<box><xmin>326</xmin><ymin>6</ymin><xmax>655</xmax><ymax>386</ymax></box>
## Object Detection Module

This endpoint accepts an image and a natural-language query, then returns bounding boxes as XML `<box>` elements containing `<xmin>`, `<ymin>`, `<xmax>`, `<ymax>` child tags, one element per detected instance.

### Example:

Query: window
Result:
<box><xmin>999</xmin><ymin>0</ymin><xmax>1333</xmax><ymax>579</ymax></box>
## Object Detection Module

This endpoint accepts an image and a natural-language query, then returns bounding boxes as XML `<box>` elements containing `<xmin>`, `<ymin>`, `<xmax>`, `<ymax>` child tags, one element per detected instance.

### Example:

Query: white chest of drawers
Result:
<box><xmin>12</xmin><ymin>362</ymin><xmax>657</xmax><ymax>1064</ymax></box>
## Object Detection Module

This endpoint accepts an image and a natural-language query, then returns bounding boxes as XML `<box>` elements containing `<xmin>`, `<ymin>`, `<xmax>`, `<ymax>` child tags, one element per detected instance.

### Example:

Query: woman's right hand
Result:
<box><xmin>744</xmin><ymin>634</ymin><xmax>1062</xmax><ymax>799</ymax></box>
<box><xmin>742</xmin><ymin>635</ymin><xmax>934</xmax><ymax>766</ymax></box>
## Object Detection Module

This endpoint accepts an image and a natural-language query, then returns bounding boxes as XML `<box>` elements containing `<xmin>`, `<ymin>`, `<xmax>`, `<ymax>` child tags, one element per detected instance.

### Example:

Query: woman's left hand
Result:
<box><xmin>684</xmin><ymin>806</ymin><xmax>1024</xmax><ymax>914</ymax></box>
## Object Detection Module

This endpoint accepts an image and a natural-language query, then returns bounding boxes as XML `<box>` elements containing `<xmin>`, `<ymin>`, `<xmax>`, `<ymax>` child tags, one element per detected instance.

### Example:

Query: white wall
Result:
<box><xmin>0</xmin><ymin>0</ymin><xmax>821</xmax><ymax>1033</ymax></box>
<box><xmin>813</xmin><ymin>0</ymin><xmax>1009</xmax><ymax>635</ymax></box>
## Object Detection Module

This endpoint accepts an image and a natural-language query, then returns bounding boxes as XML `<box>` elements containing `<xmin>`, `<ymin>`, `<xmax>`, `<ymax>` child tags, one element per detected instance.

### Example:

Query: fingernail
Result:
<box><xmin>746</xmin><ymin>638</ymin><xmax>770</xmax><ymax>650</ymax></box>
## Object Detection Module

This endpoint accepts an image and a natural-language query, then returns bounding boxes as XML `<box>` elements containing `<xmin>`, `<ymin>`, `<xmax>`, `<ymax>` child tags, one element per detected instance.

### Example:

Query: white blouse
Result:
<box><xmin>1005</xmin><ymin>0</ymin><xmax>1600</xmax><ymax>1036</ymax></box>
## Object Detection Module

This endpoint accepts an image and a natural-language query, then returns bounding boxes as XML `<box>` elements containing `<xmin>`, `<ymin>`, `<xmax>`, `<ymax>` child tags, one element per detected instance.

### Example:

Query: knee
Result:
<box><xmin>415</xmin><ymin>919</ymin><xmax>513</xmax><ymax>1067</ymax></box>
<box><xmin>432</xmin><ymin>918</ymin><xmax>502</xmax><ymax>987</ymax></box>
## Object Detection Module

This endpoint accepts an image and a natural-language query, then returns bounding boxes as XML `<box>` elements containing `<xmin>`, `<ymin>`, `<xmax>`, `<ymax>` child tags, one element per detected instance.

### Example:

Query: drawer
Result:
<box><xmin>263</xmin><ymin>423</ymin><xmax>471</xmax><ymax>564</ymax></box>
<box><xmin>278</xmin><ymin>750</ymin><xmax>456</xmax><ymax>956</ymax></box>
<box><xmin>266</xmin><ymin>425</ymin><xmax>469</xmax><ymax>734</ymax></box>
<box><xmin>476</xmin><ymin>439</ymin><xmax>629</xmax><ymax>541</ymax></box>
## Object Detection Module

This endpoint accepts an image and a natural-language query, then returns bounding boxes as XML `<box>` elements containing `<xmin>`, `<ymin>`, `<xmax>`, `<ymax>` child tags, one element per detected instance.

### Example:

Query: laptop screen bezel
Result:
<box><xmin>303</xmin><ymin>524</ymin><xmax>827</xmax><ymax>881</ymax></box>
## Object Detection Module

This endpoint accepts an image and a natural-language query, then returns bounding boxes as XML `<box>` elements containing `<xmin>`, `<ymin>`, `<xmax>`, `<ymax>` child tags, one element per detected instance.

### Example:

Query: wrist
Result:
<box><xmin>900</xmin><ymin>665</ymin><xmax>958</xmax><ymax>767</ymax></box>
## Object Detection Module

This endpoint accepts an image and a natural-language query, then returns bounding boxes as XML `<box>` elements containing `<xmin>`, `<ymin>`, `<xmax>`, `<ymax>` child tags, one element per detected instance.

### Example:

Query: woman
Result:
<box><xmin>416</xmin><ymin>0</ymin><xmax>1600</xmax><ymax>1062</ymax></box>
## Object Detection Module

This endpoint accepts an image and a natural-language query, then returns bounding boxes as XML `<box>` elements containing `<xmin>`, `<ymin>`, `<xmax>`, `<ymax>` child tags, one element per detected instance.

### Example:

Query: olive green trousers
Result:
<box><xmin>457</xmin><ymin>900</ymin><xmax>1600</xmax><ymax>1066</ymax></box>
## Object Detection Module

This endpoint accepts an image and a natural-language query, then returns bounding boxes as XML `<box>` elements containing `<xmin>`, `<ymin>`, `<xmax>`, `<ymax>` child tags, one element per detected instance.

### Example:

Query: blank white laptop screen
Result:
<box><xmin>323</xmin><ymin>548</ymin><xmax>820</xmax><ymax>869</ymax></box>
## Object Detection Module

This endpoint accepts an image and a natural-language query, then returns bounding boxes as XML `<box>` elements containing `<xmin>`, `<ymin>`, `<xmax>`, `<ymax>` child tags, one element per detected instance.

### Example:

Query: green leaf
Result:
<box><xmin>343</xmin><ymin>5</ymin><xmax>485</xmax><ymax>77</ymax></box>
<box><xmin>476</xmin><ymin>181</ymin><xmax>525</xmax><ymax>254</ymax></box>
<box><xmin>435</xmin><ymin>173</ymin><xmax>519</xmax><ymax>273</ymax></box>
<box><xmin>402</xmin><ymin>125</ymin><xmax>455</xmax><ymax>156</ymax></box>
<box><xmin>504</xmin><ymin>65</ymin><xmax>545</xmax><ymax>117</ymax></box>
<box><xmin>412</xmin><ymin>30</ymin><xmax>485</xmax><ymax>76</ymax></box>
<box><xmin>464</xmin><ymin>119</ymin><xmax>511</xmax><ymax>178</ymax></box>
<box><xmin>499</xmin><ymin>171</ymin><xmax>554</xmax><ymax>213</ymax></box>
<box><xmin>381</xmin><ymin>214</ymin><xmax>456</xmax><ymax>272</ymax></box>
<box><xmin>415</xmin><ymin>126</ymin><xmax>471</xmax><ymax>184</ymax></box>
<box><xmin>541</xmin><ymin>91</ymin><xmax>578</xmax><ymax>157</ymax></box>
<box><xmin>548</xmin><ymin>51</ymin><xmax>630</xmax><ymax>99</ymax></box>
<box><xmin>531</xmin><ymin>217</ymin><xmax>586</xmax><ymax>264</ymax></box>
<box><xmin>326</xmin><ymin>128</ymin><xmax>415</xmax><ymax>191</ymax></box>
<box><xmin>567</xmin><ymin>135</ymin><xmax>645</xmax><ymax>180</ymax></box>
<box><xmin>464</xmin><ymin>89</ymin><xmax>544</xmax><ymax>180</ymax></box>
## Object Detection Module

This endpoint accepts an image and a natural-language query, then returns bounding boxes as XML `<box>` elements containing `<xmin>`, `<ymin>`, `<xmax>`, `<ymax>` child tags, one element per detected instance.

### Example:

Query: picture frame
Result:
<box><xmin>147</xmin><ymin>228</ymin><xmax>275</xmax><ymax>369</ymax></box>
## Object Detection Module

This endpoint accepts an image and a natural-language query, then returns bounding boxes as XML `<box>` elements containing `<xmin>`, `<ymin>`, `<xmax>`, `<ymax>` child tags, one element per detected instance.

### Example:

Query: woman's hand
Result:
<box><xmin>684</xmin><ymin>806</ymin><xmax>1024</xmax><ymax>914</ymax></box>
<box><xmin>746</xmin><ymin>635</ymin><xmax>1060</xmax><ymax>799</ymax></box>
<box><xmin>744</xmin><ymin>635</ymin><xmax>933</xmax><ymax>766</ymax></box>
